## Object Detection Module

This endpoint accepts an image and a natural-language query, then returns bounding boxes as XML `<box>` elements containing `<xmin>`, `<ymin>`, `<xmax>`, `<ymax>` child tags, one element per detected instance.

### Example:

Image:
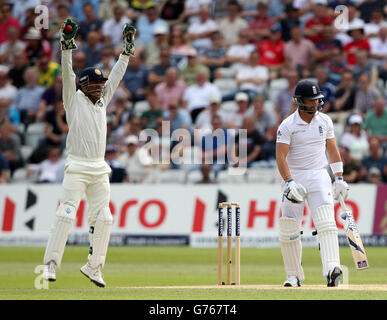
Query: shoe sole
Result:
<box><xmin>327</xmin><ymin>267</ymin><xmax>343</xmax><ymax>287</ymax></box>
<box><xmin>80</xmin><ymin>269</ymin><xmax>105</xmax><ymax>288</ymax></box>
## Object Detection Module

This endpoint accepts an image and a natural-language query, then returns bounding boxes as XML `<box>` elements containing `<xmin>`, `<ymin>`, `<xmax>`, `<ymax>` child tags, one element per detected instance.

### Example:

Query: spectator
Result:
<box><xmin>136</xmin><ymin>3</ymin><xmax>168</xmax><ymax>46</ymax></box>
<box><xmin>127</xmin><ymin>0</ymin><xmax>157</xmax><ymax>21</ymax></box>
<box><xmin>0</xmin><ymin>66</ymin><xmax>17</xmax><ymax>101</ymax></box>
<box><xmin>118</xmin><ymin>134</ymin><xmax>153</xmax><ymax>183</ymax></box>
<box><xmin>359</xmin><ymin>137</ymin><xmax>387</xmax><ymax>183</ymax></box>
<box><xmin>303</xmin><ymin>3</ymin><xmax>333</xmax><ymax>44</ymax></box>
<box><xmin>7</xmin><ymin>50</ymin><xmax>28</xmax><ymax>88</ymax></box>
<box><xmin>245</xmin><ymin>95</ymin><xmax>277</xmax><ymax>135</ymax></box>
<box><xmin>284</xmin><ymin>24</ymin><xmax>315</xmax><ymax>72</ymax></box>
<box><xmin>182</xmin><ymin>69</ymin><xmax>221</xmax><ymax>122</ymax></box>
<box><xmin>78</xmin><ymin>2</ymin><xmax>104</xmax><ymax>42</ymax></box>
<box><xmin>258</xmin><ymin>23</ymin><xmax>285</xmax><ymax>72</ymax></box>
<box><xmin>0</xmin><ymin>151</ymin><xmax>9</xmax><ymax>183</ymax></box>
<box><xmin>37</xmin><ymin>55</ymin><xmax>61</xmax><ymax>89</ymax></box>
<box><xmin>71</xmin><ymin>0</ymin><xmax>100</xmax><ymax>23</ymax></box>
<box><xmin>159</xmin><ymin>0</ymin><xmax>185</xmax><ymax>26</ymax></box>
<box><xmin>187</xmin><ymin>4</ymin><xmax>218</xmax><ymax>55</ymax></box>
<box><xmin>13</xmin><ymin>0</ymin><xmax>40</xmax><ymax>27</ymax></box>
<box><xmin>340</xmin><ymin>113</ymin><xmax>369</xmax><ymax>161</ymax></box>
<box><xmin>122</xmin><ymin>49</ymin><xmax>149</xmax><ymax>103</ymax></box>
<box><xmin>39</xmin><ymin>73</ymin><xmax>63</xmax><ymax>113</ymax></box>
<box><xmin>72</xmin><ymin>51</ymin><xmax>87</xmax><ymax>77</ymax></box>
<box><xmin>181</xmin><ymin>0</ymin><xmax>212</xmax><ymax>26</ymax></box>
<box><xmin>314</xmin><ymin>24</ymin><xmax>342</xmax><ymax>65</ymax></box>
<box><xmin>343</xmin><ymin>22</ymin><xmax>370</xmax><ymax>66</ymax></box>
<box><xmin>248</xmin><ymin>2</ymin><xmax>275</xmax><ymax>47</ymax></box>
<box><xmin>0</xmin><ymin>3</ymin><xmax>21</xmax><ymax>44</ymax></box>
<box><xmin>364</xmin><ymin>10</ymin><xmax>386</xmax><ymax>37</ymax></box>
<box><xmin>81</xmin><ymin>31</ymin><xmax>103</xmax><ymax>68</ymax></box>
<box><xmin>274</xmin><ymin>68</ymin><xmax>299</xmax><ymax>123</ymax></box>
<box><xmin>351</xmin><ymin>49</ymin><xmax>378</xmax><ymax>83</ymax></box>
<box><xmin>108</xmin><ymin>94</ymin><xmax>132</xmax><ymax>132</ymax></box>
<box><xmin>0</xmin><ymin>26</ymin><xmax>26</xmax><ymax>66</ymax></box>
<box><xmin>155</xmin><ymin>67</ymin><xmax>186</xmax><ymax>111</ymax></box>
<box><xmin>0</xmin><ymin>122</ymin><xmax>23</xmax><ymax>176</ymax></box>
<box><xmin>164</xmin><ymin>100</ymin><xmax>192</xmax><ymax>133</ymax></box>
<box><xmin>278</xmin><ymin>3</ymin><xmax>300</xmax><ymax>42</ymax></box>
<box><xmin>102</xmin><ymin>4</ymin><xmax>131</xmax><ymax>48</ymax></box>
<box><xmin>105</xmin><ymin>145</ymin><xmax>126</xmax><ymax>183</ymax></box>
<box><xmin>235</xmin><ymin>50</ymin><xmax>269</xmax><ymax>100</ymax></box>
<box><xmin>23</xmin><ymin>27</ymin><xmax>52</xmax><ymax>67</ymax></box>
<box><xmin>339</xmin><ymin>146</ymin><xmax>360</xmax><ymax>183</ymax></box>
<box><xmin>19</xmin><ymin>7</ymin><xmax>42</xmax><ymax>40</ymax></box>
<box><xmin>200</xmin><ymin>31</ymin><xmax>228</xmax><ymax>81</ymax></box>
<box><xmin>0</xmin><ymin>98</ymin><xmax>20</xmax><ymax>129</ymax></box>
<box><xmin>194</xmin><ymin>95</ymin><xmax>224</xmax><ymax>134</ymax></box>
<box><xmin>98</xmin><ymin>0</ymin><xmax>128</xmax><ymax>21</ymax></box>
<box><xmin>195</xmin><ymin>163</ymin><xmax>215</xmax><ymax>184</ymax></box>
<box><xmin>94</xmin><ymin>45</ymin><xmax>117</xmax><ymax>78</ymax></box>
<box><xmin>314</xmin><ymin>65</ymin><xmax>336</xmax><ymax>112</ymax></box>
<box><xmin>147</xmin><ymin>46</ymin><xmax>172</xmax><ymax>87</ymax></box>
<box><xmin>354</xmin><ymin>73</ymin><xmax>382</xmax><ymax>115</ymax></box>
<box><xmin>333</xmin><ymin>70</ymin><xmax>357</xmax><ymax>112</ymax></box>
<box><xmin>357</xmin><ymin>0</ymin><xmax>385</xmax><ymax>23</ymax></box>
<box><xmin>367</xmin><ymin>166</ymin><xmax>383</xmax><ymax>184</ymax></box>
<box><xmin>179</xmin><ymin>47</ymin><xmax>209</xmax><ymax>87</ymax></box>
<box><xmin>369</xmin><ymin>25</ymin><xmax>387</xmax><ymax>67</ymax></box>
<box><xmin>218</xmin><ymin>0</ymin><xmax>248</xmax><ymax>46</ymax></box>
<box><xmin>11</xmin><ymin>67</ymin><xmax>45</xmax><ymax>126</ymax></box>
<box><xmin>140</xmin><ymin>91</ymin><xmax>164</xmax><ymax>129</ymax></box>
<box><xmin>364</xmin><ymin>98</ymin><xmax>387</xmax><ymax>144</ymax></box>
<box><xmin>260</xmin><ymin>125</ymin><xmax>277</xmax><ymax>163</ymax></box>
<box><xmin>144</xmin><ymin>25</ymin><xmax>169</xmax><ymax>69</ymax></box>
<box><xmin>324</xmin><ymin>46</ymin><xmax>350</xmax><ymax>86</ymax></box>
<box><xmin>223</xmin><ymin>92</ymin><xmax>250</xmax><ymax>129</ymax></box>
<box><xmin>168</xmin><ymin>24</ymin><xmax>195</xmax><ymax>69</ymax></box>
<box><xmin>27</xmin><ymin>146</ymin><xmax>65</xmax><ymax>183</ymax></box>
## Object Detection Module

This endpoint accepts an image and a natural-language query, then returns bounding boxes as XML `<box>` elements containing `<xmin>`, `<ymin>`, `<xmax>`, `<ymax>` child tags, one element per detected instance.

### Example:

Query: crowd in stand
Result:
<box><xmin>0</xmin><ymin>0</ymin><xmax>386</xmax><ymax>184</ymax></box>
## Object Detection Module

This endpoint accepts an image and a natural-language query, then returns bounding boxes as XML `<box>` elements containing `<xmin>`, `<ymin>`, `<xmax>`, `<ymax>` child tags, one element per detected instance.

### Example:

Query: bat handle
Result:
<box><xmin>338</xmin><ymin>194</ymin><xmax>347</xmax><ymax>211</ymax></box>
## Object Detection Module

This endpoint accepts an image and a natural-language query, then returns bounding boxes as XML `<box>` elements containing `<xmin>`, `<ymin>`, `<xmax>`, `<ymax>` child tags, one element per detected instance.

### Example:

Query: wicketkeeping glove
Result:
<box><xmin>283</xmin><ymin>179</ymin><xmax>307</xmax><ymax>203</ymax></box>
<box><xmin>123</xmin><ymin>24</ymin><xmax>136</xmax><ymax>56</ymax></box>
<box><xmin>333</xmin><ymin>177</ymin><xmax>349</xmax><ymax>201</ymax></box>
<box><xmin>60</xmin><ymin>18</ymin><xmax>78</xmax><ymax>50</ymax></box>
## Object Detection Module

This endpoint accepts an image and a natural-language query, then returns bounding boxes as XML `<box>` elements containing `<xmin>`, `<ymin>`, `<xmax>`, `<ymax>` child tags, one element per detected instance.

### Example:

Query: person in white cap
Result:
<box><xmin>42</xmin><ymin>18</ymin><xmax>136</xmax><ymax>287</ymax></box>
<box><xmin>340</xmin><ymin>114</ymin><xmax>369</xmax><ymax>161</ymax></box>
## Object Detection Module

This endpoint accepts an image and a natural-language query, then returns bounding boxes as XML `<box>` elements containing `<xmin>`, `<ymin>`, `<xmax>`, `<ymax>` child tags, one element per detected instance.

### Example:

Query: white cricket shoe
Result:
<box><xmin>43</xmin><ymin>261</ymin><xmax>57</xmax><ymax>282</ymax></box>
<box><xmin>283</xmin><ymin>276</ymin><xmax>301</xmax><ymax>287</ymax></box>
<box><xmin>80</xmin><ymin>262</ymin><xmax>106</xmax><ymax>288</ymax></box>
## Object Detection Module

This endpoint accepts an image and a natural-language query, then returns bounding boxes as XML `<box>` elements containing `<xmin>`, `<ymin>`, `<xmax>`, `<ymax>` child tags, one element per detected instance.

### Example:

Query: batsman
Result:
<box><xmin>276</xmin><ymin>80</ymin><xmax>349</xmax><ymax>287</ymax></box>
<box><xmin>42</xmin><ymin>18</ymin><xmax>136</xmax><ymax>287</ymax></box>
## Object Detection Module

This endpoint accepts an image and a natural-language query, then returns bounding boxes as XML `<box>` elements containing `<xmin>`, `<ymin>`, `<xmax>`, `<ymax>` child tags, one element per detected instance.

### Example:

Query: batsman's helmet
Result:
<box><xmin>293</xmin><ymin>79</ymin><xmax>324</xmax><ymax>114</ymax></box>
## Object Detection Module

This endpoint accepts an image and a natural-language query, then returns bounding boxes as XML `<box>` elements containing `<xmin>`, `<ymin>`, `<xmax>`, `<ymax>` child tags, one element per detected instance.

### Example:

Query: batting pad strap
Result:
<box><xmin>88</xmin><ymin>207</ymin><xmax>113</xmax><ymax>268</ymax></box>
<box><xmin>330</xmin><ymin>162</ymin><xmax>343</xmax><ymax>175</ymax></box>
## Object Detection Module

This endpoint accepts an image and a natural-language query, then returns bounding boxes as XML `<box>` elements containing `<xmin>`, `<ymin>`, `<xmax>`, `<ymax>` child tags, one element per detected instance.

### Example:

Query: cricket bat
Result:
<box><xmin>339</xmin><ymin>195</ymin><xmax>369</xmax><ymax>270</ymax></box>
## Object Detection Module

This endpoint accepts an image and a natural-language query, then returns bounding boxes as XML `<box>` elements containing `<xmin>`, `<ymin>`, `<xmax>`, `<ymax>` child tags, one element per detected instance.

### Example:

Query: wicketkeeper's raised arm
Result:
<box><xmin>103</xmin><ymin>24</ymin><xmax>136</xmax><ymax>104</ymax></box>
<box><xmin>60</xmin><ymin>18</ymin><xmax>78</xmax><ymax>109</ymax></box>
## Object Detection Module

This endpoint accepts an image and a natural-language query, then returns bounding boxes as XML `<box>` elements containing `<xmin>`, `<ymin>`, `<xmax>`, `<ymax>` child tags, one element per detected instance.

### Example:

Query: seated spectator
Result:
<box><xmin>118</xmin><ymin>134</ymin><xmax>153</xmax><ymax>183</ymax></box>
<box><xmin>163</xmin><ymin>100</ymin><xmax>192</xmax><ymax>133</ymax></box>
<box><xmin>364</xmin><ymin>10</ymin><xmax>385</xmax><ymax>37</ymax></box>
<box><xmin>367</xmin><ymin>166</ymin><xmax>383</xmax><ymax>184</ymax></box>
<box><xmin>11</xmin><ymin>67</ymin><xmax>45</xmax><ymax>126</ymax></box>
<box><xmin>369</xmin><ymin>25</ymin><xmax>387</xmax><ymax>67</ymax></box>
<box><xmin>102</xmin><ymin>4</ymin><xmax>131</xmax><ymax>49</ymax></box>
<box><xmin>354</xmin><ymin>73</ymin><xmax>382</xmax><ymax>115</ymax></box>
<box><xmin>147</xmin><ymin>46</ymin><xmax>172</xmax><ymax>88</ymax></box>
<box><xmin>235</xmin><ymin>50</ymin><xmax>269</xmax><ymax>101</ymax></box>
<box><xmin>0</xmin><ymin>26</ymin><xmax>25</xmax><ymax>66</ymax></box>
<box><xmin>0</xmin><ymin>3</ymin><xmax>21</xmax><ymax>45</ymax></box>
<box><xmin>8</xmin><ymin>50</ymin><xmax>28</xmax><ymax>88</ymax></box>
<box><xmin>81</xmin><ymin>31</ymin><xmax>103</xmax><ymax>68</ymax></box>
<box><xmin>181</xmin><ymin>0</ymin><xmax>212</xmax><ymax>26</ymax></box>
<box><xmin>179</xmin><ymin>48</ymin><xmax>210</xmax><ymax>87</ymax></box>
<box><xmin>340</xmin><ymin>114</ymin><xmax>369</xmax><ymax>161</ymax></box>
<box><xmin>105</xmin><ymin>145</ymin><xmax>126</xmax><ymax>183</ymax></box>
<box><xmin>187</xmin><ymin>4</ymin><xmax>218</xmax><ymax>55</ymax></box>
<box><xmin>159</xmin><ymin>0</ymin><xmax>185</xmax><ymax>26</ymax></box>
<box><xmin>0</xmin><ymin>122</ymin><xmax>23</xmax><ymax>176</ymax></box>
<box><xmin>223</xmin><ymin>92</ymin><xmax>250</xmax><ymax>129</ymax></box>
<box><xmin>19</xmin><ymin>7</ymin><xmax>42</xmax><ymax>40</ymax></box>
<box><xmin>78</xmin><ymin>2</ymin><xmax>103</xmax><ymax>42</ymax></box>
<box><xmin>324</xmin><ymin>47</ymin><xmax>350</xmax><ymax>86</ymax></box>
<box><xmin>339</xmin><ymin>146</ymin><xmax>360</xmax><ymax>183</ymax></box>
<box><xmin>303</xmin><ymin>3</ymin><xmax>333</xmax><ymax>44</ymax></box>
<box><xmin>108</xmin><ymin>94</ymin><xmax>132</xmax><ymax>133</ymax></box>
<box><xmin>343</xmin><ymin>22</ymin><xmax>370</xmax><ymax>66</ymax></box>
<box><xmin>200</xmin><ymin>31</ymin><xmax>228</xmax><ymax>81</ymax></box>
<box><xmin>0</xmin><ymin>66</ymin><xmax>17</xmax><ymax>101</ymax></box>
<box><xmin>71</xmin><ymin>0</ymin><xmax>100</xmax><ymax>23</ymax></box>
<box><xmin>364</xmin><ymin>98</ymin><xmax>387</xmax><ymax>145</ymax></box>
<box><xmin>27</xmin><ymin>146</ymin><xmax>65</xmax><ymax>183</ymax></box>
<box><xmin>333</xmin><ymin>70</ymin><xmax>356</xmax><ymax>112</ymax></box>
<box><xmin>245</xmin><ymin>95</ymin><xmax>277</xmax><ymax>135</ymax></box>
<box><xmin>23</xmin><ymin>27</ymin><xmax>52</xmax><ymax>66</ymax></box>
<box><xmin>155</xmin><ymin>67</ymin><xmax>186</xmax><ymax>111</ymax></box>
<box><xmin>37</xmin><ymin>55</ymin><xmax>60</xmax><ymax>89</ymax></box>
<box><xmin>248</xmin><ymin>2</ymin><xmax>275</xmax><ymax>47</ymax></box>
<box><xmin>0</xmin><ymin>151</ymin><xmax>9</xmax><ymax>183</ymax></box>
<box><xmin>127</xmin><ymin>0</ymin><xmax>156</xmax><ymax>21</ymax></box>
<box><xmin>194</xmin><ymin>95</ymin><xmax>224</xmax><ymax>134</ymax></box>
<box><xmin>359</xmin><ymin>137</ymin><xmax>387</xmax><ymax>183</ymax></box>
<box><xmin>94</xmin><ymin>45</ymin><xmax>117</xmax><ymax>78</ymax></box>
<box><xmin>109</xmin><ymin>115</ymin><xmax>143</xmax><ymax>147</ymax></box>
<box><xmin>140</xmin><ymin>91</ymin><xmax>164</xmax><ymax>129</ymax></box>
<box><xmin>122</xmin><ymin>49</ymin><xmax>149</xmax><ymax>103</ymax></box>
<box><xmin>314</xmin><ymin>65</ymin><xmax>336</xmax><ymax>112</ymax></box>
<box><xmin>351</xmin><ymin>49</ymin><xmax>378</xmax><ymax>83</ymax></box>
<box><xmin>168</xmin><ymin>24</ymin><xmax>195</xmax><ymax>69</ymax></box>
<box><xmin>274</xmin><ymin>68</ymin><xmax>299</xmax><ymax>123</ymax></box>
<box><xmin>278</xmin><ymin>3</ymin><xmax>300</xmax><ymax>42</ymax></box>
<box><xmin>136</xmin><ymin>3</ymin><xmax>168</xmax><ymax>46</ymax></box>
<box><xmin>258</xmin><ymin>23</ymin><xmax>285</xmax><ymax>73</ymax></box>
<box><xmin>284</xmin><ymin>24</ymin><xmax>315</xmax><ymax>72</ymax></box>
<box><xmin>182</xmin><ymin>69</ymin><xmax>221</xmax><ymax>122</ymax></box>
<box><xmin>195</xmin><ymin>163</ymin><xmax>215</xmax><ymax>184</ymax></box>
<box><xmin>218</xmin><ymin>0</ymin><xmax>248</xmax><ymax>46</ymax></box>
<box><xmin>39</xmin><ymin>74</ymin><xmax>63</xmax><ymax>117</ymax></box>
<box><xmin>357</xmin><ymin>0</ymin><xmax>385</xmax><ymax>24</ymax></box>
<box><xmin>314</xmin><ymin>24</ymin><xmax>342</xmax><ymax>65</ymax></box>
<box><xmin>260</xmin><ymin>125</ymin><xmax>277</xmax><ymax>163</ymax></box>
<box><xmin>0</xmin><ymin>98</ymin><xmax>20</xmax><ymax>129</ymax></box>
<box><xmin>72</xmin><ymin>51</ymin><xmax>87</xmax><ymax>77</ymax></box>
<box><xmin>99</xmin><ymin>0</ymin><xmax>128</xmax><ymax>21</ymax></box>
<box><xmin>144</xmin><ymin>25</ymin><xmax>169</xmax><ymax>69</ymax></box>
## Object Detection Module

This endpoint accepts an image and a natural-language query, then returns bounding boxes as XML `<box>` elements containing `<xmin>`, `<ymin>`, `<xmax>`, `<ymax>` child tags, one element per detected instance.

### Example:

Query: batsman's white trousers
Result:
<box><xmin>280</xmin><ymin>168</ymin><xmax>334</xmax><ymax>222</ymax></box>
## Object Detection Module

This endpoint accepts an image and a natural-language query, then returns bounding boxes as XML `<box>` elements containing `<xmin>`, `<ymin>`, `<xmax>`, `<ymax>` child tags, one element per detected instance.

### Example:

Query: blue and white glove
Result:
<box><xmin>283</xmin><ymin>179</ymin><xmax>307</xmax><ymax>203</ymax></box>
<box><xmin>333</xmin><ymin>177</ymin><xmax>349</xmax><ymax>201</ymax></box>
<box><xmin>123</xmin><ymin>23</ymin><xmax>136</xmax><ymax>56</ymax></box>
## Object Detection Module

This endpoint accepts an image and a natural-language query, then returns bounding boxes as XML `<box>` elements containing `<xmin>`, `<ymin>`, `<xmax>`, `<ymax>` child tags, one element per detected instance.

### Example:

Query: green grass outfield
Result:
<box><xmin>0</xmin><ymin>246</ymin><xmax>386</xmax><ymax>300</ymax></box>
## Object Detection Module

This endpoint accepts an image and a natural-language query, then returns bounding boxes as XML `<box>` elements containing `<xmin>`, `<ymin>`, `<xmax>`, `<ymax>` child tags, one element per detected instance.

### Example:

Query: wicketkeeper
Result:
<box><xmin>42</xmin><ymin>18</ymin><xmax>136</xmax><ymax>287</ymax></box>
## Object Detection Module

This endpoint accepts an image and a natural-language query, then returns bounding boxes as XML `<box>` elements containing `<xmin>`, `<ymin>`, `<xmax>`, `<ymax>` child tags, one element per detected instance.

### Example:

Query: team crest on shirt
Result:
<box><xmin>97</xmin><ymin>100</ymin><xmax>103</xmax><ymax>108</ymax></box>
<box><xmin>319</xmin><ymin>125</ymin><xmax>323</xmax><ymax>136</ymax></box>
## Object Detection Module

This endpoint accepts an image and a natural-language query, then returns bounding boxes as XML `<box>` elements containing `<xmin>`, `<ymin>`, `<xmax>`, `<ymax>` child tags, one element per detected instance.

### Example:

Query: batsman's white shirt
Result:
<box><xmin>62</xmin><ymin>50</ymin><xmax>129</xmax><ymax>174</ymax></box>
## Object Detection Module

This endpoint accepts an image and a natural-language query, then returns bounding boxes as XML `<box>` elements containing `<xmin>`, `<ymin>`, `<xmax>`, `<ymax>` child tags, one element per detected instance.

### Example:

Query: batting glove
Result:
<box><xmin>283</xmin><ymin>179</ymin><xmax>307</xmax><ymax>203</ymax></box>
<box><xmin>60</xmin><ymin>18</ymin><xmax>78</xmax><ymax>50</ymax></box>
<box><xmin>333</xmin><ymin>177</ymin><xmax>349</xmax><ymax>201</ymax></box>
<box><xmin>123</xmin><ymin>24</ymin><xmax>136</xmax><ymax>56</ymax></box>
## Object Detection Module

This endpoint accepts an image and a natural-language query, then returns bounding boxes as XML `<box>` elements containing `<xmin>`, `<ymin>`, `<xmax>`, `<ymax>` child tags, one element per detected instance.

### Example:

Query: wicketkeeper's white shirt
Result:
<box><xmin>276</xmin><ymin>110</ymin><xmax>335</xmax><ymax>171</ymax></box>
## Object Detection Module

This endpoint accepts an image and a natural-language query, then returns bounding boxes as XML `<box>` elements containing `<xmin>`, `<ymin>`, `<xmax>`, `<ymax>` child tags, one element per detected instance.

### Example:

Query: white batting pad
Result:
<box><xmin>88</xmin><ymin>207</ymin><xmax>113</xmax><ymax>268</ymax></box>
<box><xmin>44</xmin><ymin>204</ymin><xmax>76</xmax><ymax>267</ymax></box>
<box><xmin>314</xmin><ymin>205</ymin><xmax>341</xmax><ymax>277</ymax></box>
<box><xmin>279</xmin><ymin>217</ymin><xmax>305</xmax><ymax>281</ymax></box>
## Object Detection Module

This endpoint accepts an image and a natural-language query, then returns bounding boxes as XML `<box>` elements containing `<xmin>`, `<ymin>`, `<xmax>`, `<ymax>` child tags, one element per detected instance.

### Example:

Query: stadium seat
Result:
<box><xmin>20</xmin><ymin>145</ymin><xmax>33</xmax><ymax>162</ymax></box>
<box><xmin>217</xmin><ymin>168</ymin><xmax>246</xmax><ymax>184</ymax></box>
<box><xmin>214</xmin><ymin>78</ymin><xmax>238</xmax><ymax>96</ymax></box>
<box><xmin>159</xmin><ymin>169</ymin><xmax>185</xmax><ymax>183</ymax></box>
<box><xmin>12</xmin><ymin>168</ymin><xmax>38</xmax><ymax>183</ymax></box>
<box><xmin>221</xmin><ymin>101</ymin><xmax>238</xmax><ymax>113</ymax></box>
<box><xmin>134</xmin><ymin>100</ymin><xmax>150</xmax><ymax>117</ymax></box>
<box><xmin>217</xmin><ymin>67</ymin><xmax>237</xmax><ymax>79</ymax></box>
<box><xmin>268</xmin><ymin>78</ymin><xmax>288</xmax><ymax>101</ymax></box>
<box><xmin>25</xmin><ymin>123</ymin><xmax>45</xmax><ymax>149</ymax></box>
<box><xmin>246</xmin><ymin>167</ymin><xmax>278</xmax><ymax>184</ymax></box>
